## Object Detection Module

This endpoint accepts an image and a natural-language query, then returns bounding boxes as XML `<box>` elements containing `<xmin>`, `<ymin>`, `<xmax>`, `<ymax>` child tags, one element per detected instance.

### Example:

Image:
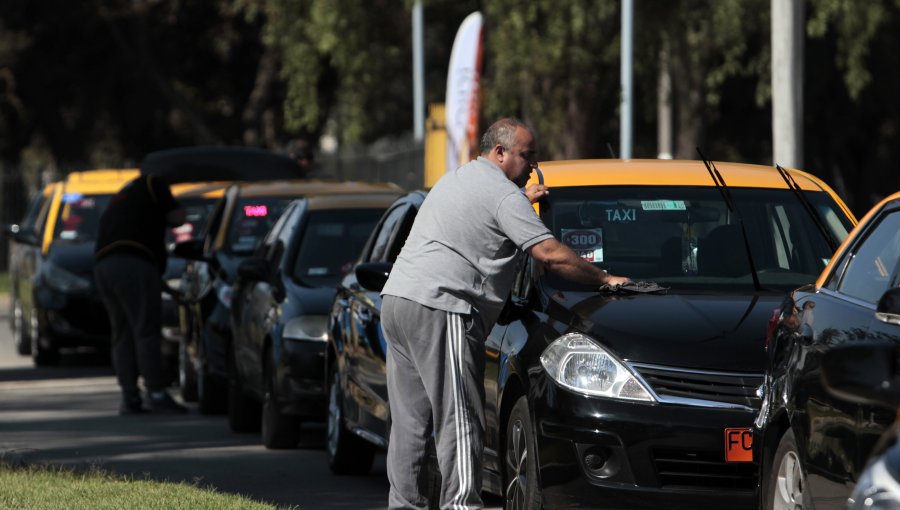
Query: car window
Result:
<box><xmin>292</xmin><ymin>208</ymin><xmax>384</xmax><ymax>287</ymax></box>
<box><xmin>225</xmin><ymin>196</ymin><xmax>294</xmax><ymax>254</ymax></box>
<box><xmin>51</xmin><ymin>193</ymin><xmax>112</xmax><ymax>243</ymax></box>
<box><xmin>18</xmin><ymin>191</ymin><xmax>49</xmax><ymax>232</ymax></box>
<box><xmin>166</xmin><ymin>196</ymin><xmax>220</xmax><ymax>246</ymax></box>
<box><xmin>836</xmin><ymin>211</ymin><xmax>900</xmax><ymax>304</ymax></box>
<box><xmin>369</xmin><ymin>204</ymin><xmax>409</xmax><ymax>263</ymax></box>
<box><xmin>542</xmin><ymin>186</ymin><xmax>853</xmax><ymax>292</ymax></box>
<box><xmin>385</xmin><ymin>207</ymin><xmax>419</xmax><ymax>263</ymax></box>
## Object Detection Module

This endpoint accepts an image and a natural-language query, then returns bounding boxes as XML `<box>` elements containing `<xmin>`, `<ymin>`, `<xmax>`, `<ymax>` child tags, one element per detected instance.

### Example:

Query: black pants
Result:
<box><xmin>94</xmin><ymin>254</ymin><xmax>164</xmax><ymax>393</ymax></box>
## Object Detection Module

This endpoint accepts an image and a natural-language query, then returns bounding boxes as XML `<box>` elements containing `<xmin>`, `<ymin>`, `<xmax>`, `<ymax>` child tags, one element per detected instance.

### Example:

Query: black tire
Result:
<box><xmin>504</xmin><ymin>396</ymin><xmax>542</xmax><ymax>510</ymax></box>
<box><xmin>31</xmin><ymin>323</ymin><xmax>59</xmax><ymax>367</ymax></box>
<box><xmin>326</xmin><ymin>368</ymin><xmax>375</xmax><ymax>474</ymax></box>
<box><xmin>227</xmin><ymin>347</ymin><xmax>261</xmax><ymax>433</ymax></box>
<box><xmin>197</xmin><ymin>361</ymin><xmax>227</xmax><ymax>415</ymax></box>
<box><xmin>179</xmin><ymin>340</ymin><xmax>198</xmax><ymax>402</ymax></box>
<box><xmin>764</xmin><ymin>429</ymin><xmax>811</xmax><ymax>510</ymax></box>
<box><xmin>11</xmin><ymin>296</ymin><xmax>31</xmax><ymax>356</ymax></box>
<box><xmin>261</xmin><ymin>351</ymin><xmax>301</xmax><ymax>449</ymax></box>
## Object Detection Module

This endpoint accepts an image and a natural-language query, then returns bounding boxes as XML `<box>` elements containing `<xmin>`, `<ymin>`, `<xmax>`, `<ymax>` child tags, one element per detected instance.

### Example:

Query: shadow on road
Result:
<box><xmin>0</xmin><ymin>348</ymin><xmax>114</xmax><ymax>382</ymax></box>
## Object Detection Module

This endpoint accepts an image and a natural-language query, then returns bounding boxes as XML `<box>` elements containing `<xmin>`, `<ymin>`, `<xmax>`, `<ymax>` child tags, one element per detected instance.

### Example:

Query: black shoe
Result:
<box><xmin>147</xmin><ymin>391</ymin><xmax>188</xmax><ymax>414</ymax></box>
<box><xmin>119</xmin><ymin>394</ymin><xmax>146</xmax><ymax>415</ymax></box>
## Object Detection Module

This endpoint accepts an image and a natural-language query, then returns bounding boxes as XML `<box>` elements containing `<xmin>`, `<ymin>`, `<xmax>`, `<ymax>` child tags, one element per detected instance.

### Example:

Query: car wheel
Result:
<box><xmin>197</xmin><ymin>361</ymin><xmax>227</xmax><ymax>415</ymax></box>
<box><xmin>179</xmin><ymin>340</ymin><xmax>198</xmax><ymax>402</ymax></box>
<box><xmin>227</xmin><ymin>347</ymin><xmax>261</xmax><ymax>433</ymax></box>
<box><xmin>765</xmin><ymin>429</ymin><xmax>811</xmax><ymax>510</ymax></box>
<box><xmin>261</xmin><ymin>351</ymin><xmax>301</xmax><ymax>449</ymax></box>
<box><xmin>30</xmin><ymin>318</ymin><xmax>59</xmax><ymax>367</ymax></box>
<box><xmin>11</xmin><ymin>296</ymin><xmax>31</xmax><ymax>356</ymax></box>
<box><xmin>504</xmin><ymin>396</ymin><xmax>541</xmax><ymax>510</ymax></box>
<box><xmin>326</xmin><ymin>368</ymin><xmax>375</xmax><ymax>474</ymax></box>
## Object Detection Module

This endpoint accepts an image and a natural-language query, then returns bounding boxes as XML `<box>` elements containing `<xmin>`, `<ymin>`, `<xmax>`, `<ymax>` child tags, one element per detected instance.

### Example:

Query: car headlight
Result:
<box><xmin>849</xmin><ymin>453</ymin><xmax>900</xmax><ymax>510</ymax></box>
<box><xmin>42</xmin><ymin>261</ymin><xmax>91</xmax><ymax>293</ymax></box>
<box><xmin>540</xmin><ymin>332</ymin><xmax>655</xmax><ymax>402</ymax></box>
<box><xmin>283</xmin><ymin>315</ymin><xmax>328</xmax><ymax>342</ymax></box>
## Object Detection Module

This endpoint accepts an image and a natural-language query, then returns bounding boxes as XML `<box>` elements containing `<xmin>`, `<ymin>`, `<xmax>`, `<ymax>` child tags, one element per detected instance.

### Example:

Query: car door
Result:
<box><xmin>235</xmin><ymin>201</ymin><xmax>301</xmax><ymax>394</ymax></box>
<box><xmin>347</xmin><ymin>201</ymin><xmax>418</xmax><ymax>438</ymax></box>
<box><xmin>831</xmin><ymin>205</ymin><xmax>900</xmax><ymax>482</ymax></box>
<box><xmin>797</xmin><ymin>203</ymin><xmax>900</xmax><ymax>507</ymax></box>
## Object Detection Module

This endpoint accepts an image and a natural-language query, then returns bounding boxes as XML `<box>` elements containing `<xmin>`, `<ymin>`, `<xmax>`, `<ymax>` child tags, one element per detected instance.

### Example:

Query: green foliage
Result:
<box><xmin>0</xmin><ymin>463</ymin><xmax>291</xmax><ymax>510</ymax></box>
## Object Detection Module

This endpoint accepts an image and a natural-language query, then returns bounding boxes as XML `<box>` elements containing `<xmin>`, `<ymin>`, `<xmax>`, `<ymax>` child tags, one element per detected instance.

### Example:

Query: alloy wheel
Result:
<box><xmin>505</xmin><ymin>418</ymin><xmax>528</xmax><ymax>509</ymax></box>
<box><xmin>773</xmin><ymin>450</ymin><xmax>804</xmax><ymax>510</ymax></box>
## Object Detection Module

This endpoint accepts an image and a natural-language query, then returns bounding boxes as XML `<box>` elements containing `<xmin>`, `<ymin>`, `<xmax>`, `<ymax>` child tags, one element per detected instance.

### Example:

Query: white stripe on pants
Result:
<box><xmin>383</xmin><ymin>296</ymin><xmax>485</xmax><ymax>510</ymax></box>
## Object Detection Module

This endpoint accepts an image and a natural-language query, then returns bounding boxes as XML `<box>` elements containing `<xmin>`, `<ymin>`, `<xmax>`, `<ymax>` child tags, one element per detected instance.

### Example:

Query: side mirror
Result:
<box><xmin>237</xmin><ymin>256</ymin><xmax>270</xmax><ymax>282</ymax></box>
<box><xmin>172</xmin><ymin>239</ymin><xmax>206</xmax><ymax>261</ymax></box>
<box><xmin>6</xmin><ymin>224</ymin><xmax>38</xmax><ymax>245</ymax></box>
<box><xmin>821</xmin><ymin>342</ymin><xmax>900</xmax><ymax>408</ymax></box>
<box><xmin>355</xmin><ymin>262</ymin><xmax>392</xmax><ymax>292</ymax></box>
<box><xmin>876</xmin><ymin>287</ymin><xmax>900</xmax><ymax>326</ymax></box>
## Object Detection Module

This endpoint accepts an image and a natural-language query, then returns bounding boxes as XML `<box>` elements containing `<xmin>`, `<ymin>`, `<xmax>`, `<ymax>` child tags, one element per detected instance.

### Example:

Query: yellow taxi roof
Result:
<box><xmin>62</xmin><ymin>168</ymin><xmax>139</xmax><ymax>194</ymax></box>
<box><xmin>234</xmin><ymin>179</ymin><xmax>402</xmax><ymax>198</ymax></box>
<box><xmin>171</xmin><ymin>181</ymin><xmax>230</xmax><ymax>199</ymax></box>
<box><xmin>531</xmin><ymin>159</ymin><xmax>831</xmax><ymax>191</ymax></box>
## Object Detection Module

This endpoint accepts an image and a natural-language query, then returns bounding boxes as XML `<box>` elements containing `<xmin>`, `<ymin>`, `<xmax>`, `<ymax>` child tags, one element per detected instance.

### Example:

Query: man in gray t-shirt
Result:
<box><xmin>381</xmin><ymin>118</ymin><xmax>629</xmax><ymax>509</ymax></box>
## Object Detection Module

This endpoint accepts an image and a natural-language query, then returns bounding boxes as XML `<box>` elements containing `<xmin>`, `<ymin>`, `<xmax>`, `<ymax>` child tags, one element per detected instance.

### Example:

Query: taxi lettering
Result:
<box><xmin>605</xmin><ymin>208</ymin><xmax>636</xmax><ymax>222</ymax></box>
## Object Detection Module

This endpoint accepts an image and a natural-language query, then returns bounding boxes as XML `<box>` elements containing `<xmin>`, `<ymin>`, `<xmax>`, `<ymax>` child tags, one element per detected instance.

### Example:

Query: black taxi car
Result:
<box><xmin>227</xmin><ymin>182</ymin><xmax>400</xmax><ymax>448</ymax></box>
<box><xmin>327</xmin><ymin>159</ymin><xmax>856</xmax><ymax>509</ymax></box>
<box><xmin>757</xmin><ymin>189</ymin><xmax>900</xmax><ymax>509</ymax></box>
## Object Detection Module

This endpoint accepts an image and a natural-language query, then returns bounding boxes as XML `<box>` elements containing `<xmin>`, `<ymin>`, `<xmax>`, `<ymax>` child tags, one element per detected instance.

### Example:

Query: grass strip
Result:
<box><xmin>0</xmin><ymin>462</ymin><xmax>295</xmax><ymax>510</ymax></box>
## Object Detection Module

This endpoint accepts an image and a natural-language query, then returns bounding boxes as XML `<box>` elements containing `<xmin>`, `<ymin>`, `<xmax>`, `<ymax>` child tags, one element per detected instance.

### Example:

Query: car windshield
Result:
<box><xmin>226</xmin><ymin>196</ymin><xmax>294</xmax><ymax>254</ymax></box>
<box><xmin>166</xmin><ymin>196</ymin><xmax>219</xmax><ymax>246</ymax></box>
<box><xmin>52</xmin><ymin>193</ymin><xmax>112</xmax><ymax>243</ymax></box>
<box><xmin>542</xmin><ymin>186</ymin><xmax>853</xmax><ymax>292</ymax></box>
<box><xmin>291</xmin><ymin>209</ymin><xmax>383</xmax><ymax>287</ymax></box>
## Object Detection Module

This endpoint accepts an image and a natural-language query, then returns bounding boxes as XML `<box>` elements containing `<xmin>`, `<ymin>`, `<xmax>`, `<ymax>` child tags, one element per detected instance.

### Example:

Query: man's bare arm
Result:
<box><xmin>527</xmin><ymin>237</ymin><xmax>630</xmax><ymax>286</ymax></box>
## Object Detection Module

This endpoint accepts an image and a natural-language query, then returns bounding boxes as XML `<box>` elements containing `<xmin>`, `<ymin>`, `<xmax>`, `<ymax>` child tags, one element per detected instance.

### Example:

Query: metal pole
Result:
<box><xmin>412</xmin><ymin>1</ymin><xmax>425</xmax><ymax>142</ymax></box>
<box><xmin>620</xmin><ymin>0</ymin><xmax>633</xmax><ymax>160</ymax></box>
<box><xmin>771</xmin><ymin>0</ymin><xmax>804</xmax><ymax>168</ymax></box>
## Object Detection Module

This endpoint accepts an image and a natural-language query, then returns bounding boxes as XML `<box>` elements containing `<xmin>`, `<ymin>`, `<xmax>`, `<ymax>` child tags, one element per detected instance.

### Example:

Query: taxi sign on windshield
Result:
<box><xmin>724</xmin><ymin>428</ymin><xmax>753</xmax><ymax>462</ymax></box>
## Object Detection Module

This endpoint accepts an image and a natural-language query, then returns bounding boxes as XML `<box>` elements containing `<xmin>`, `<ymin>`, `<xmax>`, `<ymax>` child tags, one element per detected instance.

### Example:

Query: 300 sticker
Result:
<box><xmin>561</xmin><ymin>229</ymin><xmax>603</xmax><ymax>250</ymax></box>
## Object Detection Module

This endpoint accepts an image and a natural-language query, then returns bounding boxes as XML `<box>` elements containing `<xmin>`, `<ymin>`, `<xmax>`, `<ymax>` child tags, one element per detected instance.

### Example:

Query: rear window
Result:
<box><xmin>291</xmin><ymin>209</ymin><xmax>384</xmax><ymax>287</ymax></box>
<box><xmin>225</xmin><ymin>197</ymin><xmax>294</xmax><ymax>254</ymax></box>
<box><xmin>52</xmin><ymin>193</ymin><xmax>112</xmax><ymax>243</ymax></box>
<box><xmin>543</xmin><ymin>186</ymin><xmax>853</xmax><ymax>292</ymax></box>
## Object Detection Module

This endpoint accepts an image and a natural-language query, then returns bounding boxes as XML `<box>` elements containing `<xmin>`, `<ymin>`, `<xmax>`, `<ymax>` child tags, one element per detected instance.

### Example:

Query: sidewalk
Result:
<box><xmin>0</xmin><ymin>292</ymin><xmax>8</xmax><ymax>320</ymax></box>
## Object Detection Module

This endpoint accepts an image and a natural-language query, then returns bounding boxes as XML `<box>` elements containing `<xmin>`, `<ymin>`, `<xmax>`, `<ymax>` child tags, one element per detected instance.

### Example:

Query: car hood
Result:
<box><xmin>548</xmin><ymin>290</ymin><xmax>781</xmax><ymax>372</ymax></box>
<box><xmin>284</xmin><ymin>282</ymin><xmax>338</xmax><ymax>316</ymax></box>
<box><xmin>46</xmin><ymin>242</ymin><xmax>96</xmax><ymax>277</ymax></box>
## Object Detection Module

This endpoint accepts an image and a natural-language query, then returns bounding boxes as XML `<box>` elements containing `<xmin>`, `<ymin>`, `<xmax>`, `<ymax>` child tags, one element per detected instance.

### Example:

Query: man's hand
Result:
<box><xmin>603</xmin><ymin>274</ymin><xmax>631</xmax><ymax>286</ymax></box>
<box><xmin>524</xmin><ymin>184</ymin><xmax>549</xmax><ymax>204</ymax></box>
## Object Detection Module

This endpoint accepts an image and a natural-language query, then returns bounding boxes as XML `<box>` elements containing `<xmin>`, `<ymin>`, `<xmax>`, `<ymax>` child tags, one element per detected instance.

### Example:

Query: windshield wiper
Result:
<box><xmin>696</xmin><ymin>147</ymin><xmax>763</xmax><ymax>292</ymax></box>
<box><xmin>774</xmin><ymin>164</ymin><xmax>838</xmax><ymax>253</ymax></box>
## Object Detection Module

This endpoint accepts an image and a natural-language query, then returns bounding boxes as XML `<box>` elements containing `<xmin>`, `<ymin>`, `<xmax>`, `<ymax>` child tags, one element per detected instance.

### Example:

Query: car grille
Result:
<box><xmin>631</xmin><ymin>363</ymin><xmax>763</xmax><ymax>409</ymax></box>
<box><xmin>652</xmin><ymin>447</ymin><xmax>757</xmax><ymax>490</ymax></box>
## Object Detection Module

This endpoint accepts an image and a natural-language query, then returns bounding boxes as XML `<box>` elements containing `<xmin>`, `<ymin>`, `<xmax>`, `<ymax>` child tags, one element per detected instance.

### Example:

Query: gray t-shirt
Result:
<box><xmin>382</xmin><ymin>156</ymin><xmax>553</xmax><ymax>328</ymax></box>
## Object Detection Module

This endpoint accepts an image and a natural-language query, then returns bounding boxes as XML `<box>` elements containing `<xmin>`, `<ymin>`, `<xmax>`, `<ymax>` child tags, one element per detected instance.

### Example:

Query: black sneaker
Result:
<box><xmin>119</xmin><ymin>394</ymin><xmax>146</xmax><ymax>415</ymax></box>
<box><xmin>147</xmin><ymin>391</ymin><xmax>188</xmax><ymax>414</ymax></box>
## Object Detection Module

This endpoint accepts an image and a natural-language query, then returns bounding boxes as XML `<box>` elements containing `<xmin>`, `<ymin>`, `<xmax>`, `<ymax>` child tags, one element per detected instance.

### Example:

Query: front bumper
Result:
<box><xmin>276</xmin><ymin>338</ymin><xmax>328</xmax><ymax>420</ymax></box>
<box><xmin>36</xmin><ymin>287</ymin><xmax>109</xmax><ymax>348</ymax></box>
<box><xmin>533</xmin><ymin>378</ymin><xmax>758</xmax><ymax>509</ymax></box>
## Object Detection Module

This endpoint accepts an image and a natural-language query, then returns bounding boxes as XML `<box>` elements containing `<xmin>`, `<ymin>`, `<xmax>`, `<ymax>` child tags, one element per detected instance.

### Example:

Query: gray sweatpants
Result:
<box><xmin>94</xmin><ymin>254</ymin><xmax>165</xmax><ymax>393</ymax></box>
<box><xmin>382</xmin><ymin>295</ymin><xmax>486</xmax><ymax>510</ymax></box>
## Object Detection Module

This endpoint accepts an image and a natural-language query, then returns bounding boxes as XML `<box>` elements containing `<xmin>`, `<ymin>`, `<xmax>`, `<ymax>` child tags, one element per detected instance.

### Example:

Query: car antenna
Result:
<box><xmin>774</xmin><ymin>163</ymin><xmax>838</xmax><ymax>253</ymax></box>
<box><xmin>607</xmin><ymin>143</ymin><xmax>617</xmax><ymax>158</ymax></box>
<box><xmin>696</xmin><ymin>147</ymin><xmax>763</xmax><ymax>292</ymax></box>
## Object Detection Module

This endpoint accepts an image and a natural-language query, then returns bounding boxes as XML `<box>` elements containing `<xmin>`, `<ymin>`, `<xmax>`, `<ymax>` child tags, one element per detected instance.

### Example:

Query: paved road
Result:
<box><xmin>0</xmin><ymin>295</ymin><xmax>503</xmax><ymax>509</ymax></box>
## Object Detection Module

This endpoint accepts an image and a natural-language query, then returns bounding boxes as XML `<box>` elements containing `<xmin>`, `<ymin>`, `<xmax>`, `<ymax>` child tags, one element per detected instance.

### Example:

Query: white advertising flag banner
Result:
<box><xmin>445</xmin><ymin>11</ymin><xmax>483</xmax><ymax>173</ymax></box>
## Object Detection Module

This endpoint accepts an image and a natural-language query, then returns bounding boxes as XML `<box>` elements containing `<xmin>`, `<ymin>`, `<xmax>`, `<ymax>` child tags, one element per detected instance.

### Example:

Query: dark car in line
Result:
<box><xmin>227</xmin><ymin>183</ymin><xmax>401</xmax><ymax>449</ymax></box>
<box><xmin>7</xmin><ymin>169</ymin><xmax>139</xmax><ymax>365</ymax></box>
<box><xmin>756</xmin><ymin>189</ymin><xmax>900</xmax><ymax>510</ymax></box>
<box><xmin>5</xmin><ymin>182</ymin><xmax>55</xmax><ymax>356</ymax></box>
<box><xmin>326</xmin><ymin>159</ymin><xmax>857</xmax><ymax>509</ymax></box>
<box><xmin>176</xmin><ymin>179</ymin><xmax>315</xmax><ymax>413</ymax></box>
<box><xmin>325</xmin><ymin>190</ymin><xmax>426</xmax><ymax>473</ymax></box>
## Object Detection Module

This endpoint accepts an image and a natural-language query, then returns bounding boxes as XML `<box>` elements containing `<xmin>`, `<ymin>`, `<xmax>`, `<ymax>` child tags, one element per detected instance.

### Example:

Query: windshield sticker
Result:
<box><xmin>308</xmin><ymin>267</ymin><xmax>328</xmax><ymax>276</ymax></box>
<box><xmin>641</xmin><ymin>200</ymin><xmax>686</xmax><ymax>211</ymax></box>
<box><xmin>562</xmin><ymin>228</ymin><xmax>603</xmax><ymax>263</ymax></box>
<box><xmin>605</xmin><ymin>208</ymin><xmax>636</xmax><ymax>222</ymax></box>
<box><xmin>62</xmin><ymin>193</ymin><xmax>84</xmax><ymax>203</ymax></box>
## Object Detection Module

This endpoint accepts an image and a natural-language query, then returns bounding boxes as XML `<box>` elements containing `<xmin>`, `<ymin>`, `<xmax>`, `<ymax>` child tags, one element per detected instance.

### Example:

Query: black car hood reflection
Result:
<box><xmin>548</xmin><ymin>290</ymin><xmax>780</xmax><ymax>372</ymax></box>
<box><xmin>46</xmin><ymin>241</ymin><xmax>96</xmax><ymax>278</ymax></box>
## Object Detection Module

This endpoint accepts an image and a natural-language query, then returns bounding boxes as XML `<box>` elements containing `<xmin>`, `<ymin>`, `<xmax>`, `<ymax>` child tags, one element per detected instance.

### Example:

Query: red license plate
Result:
<box><xmin>724</xmin><ymin>428</ymin><xmax>753</xmax><ymax>462</ymax></box>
